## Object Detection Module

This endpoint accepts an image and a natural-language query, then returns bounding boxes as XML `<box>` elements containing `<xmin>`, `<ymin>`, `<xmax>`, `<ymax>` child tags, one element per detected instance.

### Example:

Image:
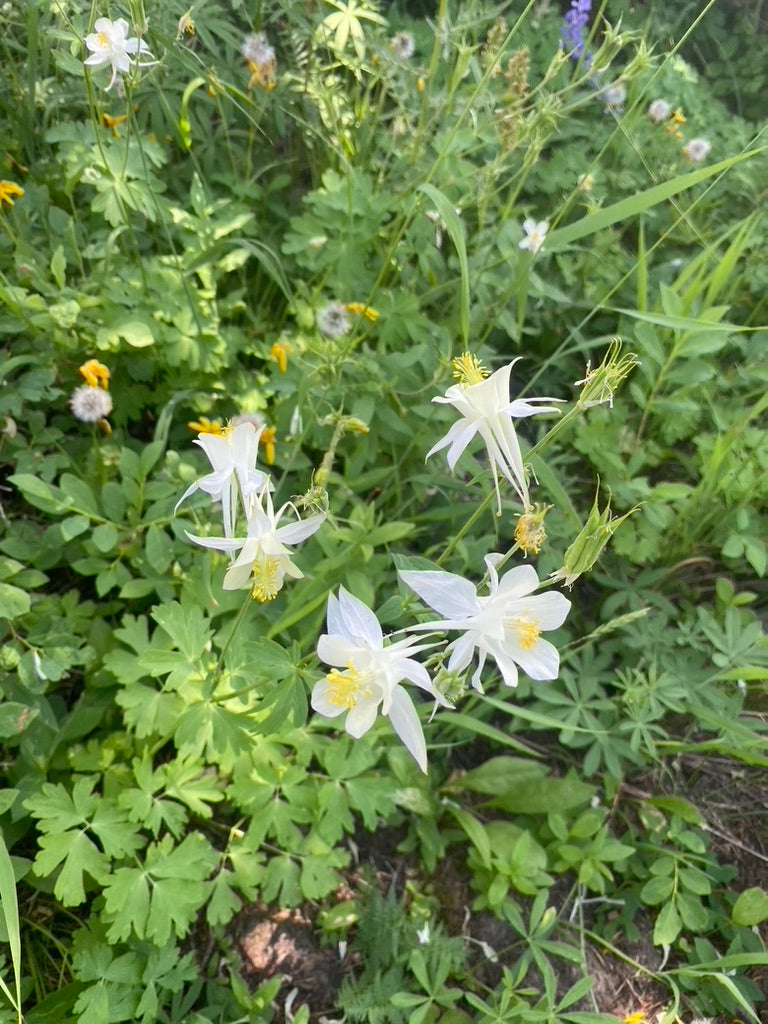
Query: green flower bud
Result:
<box><xmin>552</xmin><ymin>486</ymin><xmax>638</xmax><ymax>587</ymax></box>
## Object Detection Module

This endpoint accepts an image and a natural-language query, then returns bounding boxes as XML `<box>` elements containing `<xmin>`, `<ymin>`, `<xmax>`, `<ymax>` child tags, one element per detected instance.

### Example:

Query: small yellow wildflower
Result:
<box><xmin>514</xmin><ymin>505</ymin><xmax>549</xmax><ymax>555</ymax></box>
<box><xmin>416</xmin><ymin>76</ymin><xmax>425</xmax><ymax>92</ymax></box>
<box><xmin>259</xmin><ymin>426</ymin><xmax>276</xmax><ymax>466</ymax></box>
<box><xmin>270</xmin><ymin>340</ymin><xmax>291</xmax><ymax>373</ymax></box>
<box><xmin>187</xmin><ymin>416</ymin><xmax>227</xmax><ymax>436</ymax></box>
<box><xmin>665</xmin><ymin>107</ymin><xmax>686</xmax><ymax>139</ymax></box>
<box><xmin>0</xmin><ymin>181</ymin><xmax>24</xmax><ymax>208</ymax></box>
<box><xmin>622</xmin><ymin>1013</ymin><xmax>646</xmax><ymax>1024</ymax></box>
<box><xmin>101</xmin><ymin>112</ymin><xmax>128</xmax><ymax>137</ymax></box>
<box><xmin>78</xmin><ymin>359</ymin><xmax>110</xmax><ymax>390</ymax></box>
<box><xmin>346</xmin><ymin>302</ymin><xmax>379</xmax><ymax>322</ymax></box>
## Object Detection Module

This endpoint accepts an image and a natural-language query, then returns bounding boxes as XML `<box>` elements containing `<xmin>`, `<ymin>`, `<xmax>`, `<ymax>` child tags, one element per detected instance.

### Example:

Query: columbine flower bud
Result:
<box><xmin>514</xmin><ymin>504</ymin><xmax>549</xmax><ymax>556</ymax></box>
<box><xmin>550</xmin><ymin>487</ymin><xmax>637</xmax><ymax>587</ymax></box>
<box><xmin>574</xmin><ymin>339</ymin><xmax>639</xmax><ymax>409</ymax></box>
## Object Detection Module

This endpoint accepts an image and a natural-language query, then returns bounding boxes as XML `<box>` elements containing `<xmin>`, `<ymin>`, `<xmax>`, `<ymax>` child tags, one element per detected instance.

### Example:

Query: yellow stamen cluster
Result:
<box><xmin>259</xmin><ymin>426</ymin><xmax>276</xmax><ymax>466</ymax></box>
<box><xmin>514</xmin><ymin>506</ymin><xmax>548</xmax><ymax>556</ymax></box>
<box><xmin>79</xmin><ymin>359</ymin><xmax>110</xmax><ymax>390</ymax></box>
<box><xmin>270</xmin><ymin>340</ymin><xmax>291</xmax><ymax>373</ymax></box>
<box><xmin>250</xmin><ymin>555</ymin><xmax>283</xmax><ymax>602</ymax></box>
<box><xmin>622</xmin><ymin>1014</ymin><xmax>646</xmax><ymax>1024</ymax></box>
<box><xmin>322</xmin><ymin>666</ymin><xmax>371</xmax><ymax>710</ymax></box>
<box><xmin>0</xmin><ymin>181</ymin><xmax>24</xmax><ymax>208</ymax></box>
<box><xmin>451</xmin><ymin>352</ymin><xmax>488</xmax><ymax>387</ymax></box>
<box><xmin>187</xmin><ymin>416</ymin><xmax>227</xmax><ymax>436</ymax></box>
<box><xmin>346</xmin><ymin>302</ymin><xmax>379</xmax><ymax>322</ymax></box>
<box><xmin>506</xmin><ymin>616</ymin><xmax>540</xmax><ymax>650</ymax></box>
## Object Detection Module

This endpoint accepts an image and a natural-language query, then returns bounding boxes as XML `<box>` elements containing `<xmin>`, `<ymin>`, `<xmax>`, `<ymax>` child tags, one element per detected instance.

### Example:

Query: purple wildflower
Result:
<box><xmin>561</xmin><ymin>0</ymin><xmax>592</xmax><ymax>63</ymax></box>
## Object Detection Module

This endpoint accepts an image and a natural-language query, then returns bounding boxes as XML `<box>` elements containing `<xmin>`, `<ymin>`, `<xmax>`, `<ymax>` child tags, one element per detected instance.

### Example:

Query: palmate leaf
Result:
<box><xmin>102</xmin><ymin>834</ymin><xmax>217</xmax><ymax>945</ymax></box>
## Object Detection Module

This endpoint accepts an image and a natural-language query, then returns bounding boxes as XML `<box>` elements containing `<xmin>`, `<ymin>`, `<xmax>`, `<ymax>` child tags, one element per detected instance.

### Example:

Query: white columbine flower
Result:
<box><xmin>427</xmin><ymin>353</ymin><xmax>562</xmax><ymax>511</ymax></box>
<box><xmin>647</xmin><ymin>98</ymin><xmax>671</xmax><ymax>123</ymax></box>
<box><xmin>311</xmin><ymin>588</ymin><xmax>447</xmax><ymax>772</ymax></box>
<box><xmin>176</xmin><ymin>421</ymin><xmax>271</xmax><ymax>539</ymax></box>
<box><xmin>682</xmin><ymin>137</ymin><xmax>711</xmax><ymax>163</ymax></box>
<box><xmin>83</xmin><ymin>17</ymin><xmax>155</xmax><ymax>92</ymax></box>
<box><xmin>519</xmin><ymin>218</ymin><xmax>549</xmax><ymax>255</ymax></box>
<box><xmin>187</xmin><ymin>487</ymin><xmax>325</xmax><ymax>600</ymax></box>
<box><xmin>400</xmin><ymin>555</ymin><xmax>571</xmax><ymax>693</ymax></box>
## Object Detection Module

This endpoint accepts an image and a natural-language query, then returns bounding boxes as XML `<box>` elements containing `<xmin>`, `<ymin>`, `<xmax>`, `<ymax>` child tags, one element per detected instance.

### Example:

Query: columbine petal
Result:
<box><xmin>388</xmin><ymin>687</ymin><xmax>428</xmax><ymax>773</ymax></box>
<box><xmin>336</xmin><ymin>587</ymin><xmax>384</xmax><ymax>649</ymax></box>
<box><xmin>399</xmin><ymin>569</ymin><xmax>479</xmax><ymax>620</ymax></box>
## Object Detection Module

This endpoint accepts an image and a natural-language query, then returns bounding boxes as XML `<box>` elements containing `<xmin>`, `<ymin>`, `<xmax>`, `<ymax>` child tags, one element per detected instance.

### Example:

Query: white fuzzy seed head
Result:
<box><xmin>70</xmin><ymin>385</ymin><xmax>113</xmax><ymax>423</ymax></box>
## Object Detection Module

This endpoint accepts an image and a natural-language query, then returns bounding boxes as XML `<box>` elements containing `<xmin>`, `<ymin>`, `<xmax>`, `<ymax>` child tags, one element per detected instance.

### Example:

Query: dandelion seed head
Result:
<box><xmin>647</xmin><ymin>98</ymin><xmax>671</xmax><ymax>123</ymax></box>
<box><xmin>70</xmin><ymin>385</ymin><xmax>113</xmax><ymax>423</ymax></box>
<box><xmin>390</xmin><ymin>31</ymin><xmax>415</xmax><ymax>61</ymax></box>
<box><xmin>682</xmin><ymin>137</ymin><xmax>711</xmax><ymax>162</ymax></box>
<box><xmin>316</xmin><ymin>301</ymin><xmax>350</xmax><ymax>339</ymax></box>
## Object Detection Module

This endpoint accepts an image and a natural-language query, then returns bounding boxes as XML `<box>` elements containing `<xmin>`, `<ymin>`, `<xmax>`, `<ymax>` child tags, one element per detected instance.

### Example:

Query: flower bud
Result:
<box><xmin>574</xmin><ymin>339</ymin><xmax>638</xmax><ymax>410</ymax></box>
<box><xmin>551</xmin><ymin>487</ymin><xmax>638</xmax><ymax>587</ymax></box>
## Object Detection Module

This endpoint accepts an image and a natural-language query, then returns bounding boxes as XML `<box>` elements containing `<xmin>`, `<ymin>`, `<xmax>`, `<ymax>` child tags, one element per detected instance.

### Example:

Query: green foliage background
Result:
<box><xmin>0</xmin><ymin>1</ymin><xmax>766</xmax><ymax>1022</ymax></box>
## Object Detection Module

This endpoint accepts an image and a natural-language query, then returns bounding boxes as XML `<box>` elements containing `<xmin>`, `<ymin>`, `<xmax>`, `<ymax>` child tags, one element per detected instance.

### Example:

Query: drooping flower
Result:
<box><xmin>70</xmin><ymin>385</ymin><xmax>113</xmax><ymax>423</ymax></box>
<box><xmin>346</xmin><ymin>302</ymin><xmax>379</xmax><ymax>322</ymax></box>
<box><xmin>390</xmin><ymin>31</ymin><xmax>415</xmax><ymax>61</ymax></box>
<box><xmin>0</xmin><ymin>181</ymin><xmax>24</xmax><ymax>208</ymax></box>
<box><xmin>560</xmin><ymin>0</ymin><xmax>592</xmax><ymax>62</ymax></box>
<box><xmin>176</xmin><ymin>420</ymin><xmax>271</xmax><ymax>539</ymax></box>
<box><xmin>242</xmin><ymin>32</ymin><xmax>277</xmax><ymax>90</ymax></box>
<box><xmin>270</xmin><ymin>340</ymin><xmax>291</xmax><ymax>373</ymax></box>
<box><xmin>400</xmin><ymin>556</ymin><xmax>571</xmax><ymax>692</ymax></box>
<box><xmin>187</xmin><ymin>486</ymin><xmax>325</xmax><ymax>599</ymax></box>
<box><xmin>514</xmin><ymin>505</ymin><xmax>548</xmax><ymax>556</ymax></box>
<box><xmin>310</xmin><ymin>587</ymin><xmax>446</xmax><ymax>772</ymax></box>
<box><xmin>682</xmin><ymin>137</ymin><xmax>711</xmax><ymax>163</ymax></box>
<box><xmin>83</xmin><ymin>17</ymin><xmax>155</xmax><ymax>92</ymax></box>
<box><xmin>178</xmin><ymin>10</ymin><xmax>195</xmax><ymax>36</ymax></box>
<box><xmin>78</xmin><ymin>358</ymin><xmax>110</xmax><ymax>390</ymax></box>
<box><xmin>316</xmin><ymin>301</ymin><xmax>350</xmax><ymax>339</ymax></box>
<box><xmin>259</xmin><ymin>426</ymin><xmax>276</xmax><ymax>466</ymax></box>
<box><xmin>518</xmin><ymin>218</ymin><xmax>549</xmax><ymax>255</ymax></box>
<box><xmin>427</xmin><ymin>353</ymin><xmax>563</xmax><ymax>511</ymax></box>
<box><xmin>647</xmin><ymin>98</ymin><xmax>671</xmax><ymax>123</ymax></box>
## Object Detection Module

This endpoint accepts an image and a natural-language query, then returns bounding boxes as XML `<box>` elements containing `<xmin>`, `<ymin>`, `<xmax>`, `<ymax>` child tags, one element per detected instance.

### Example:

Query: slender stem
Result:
<box><xmin>436</xmin><ymin>489</ymin><xmax>495</xmax><ymax>566</ymax></box>
<box><xmin>214</xmin><ymin>591</ymin><xmax>252</xmax><ymax>676</ymax></box>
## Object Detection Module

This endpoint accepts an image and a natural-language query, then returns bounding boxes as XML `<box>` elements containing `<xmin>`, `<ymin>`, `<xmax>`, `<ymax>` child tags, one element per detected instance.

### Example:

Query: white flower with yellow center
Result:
<box><xmin>311</xmin><ymin>588</ymin><xmax>447</xmax><ymax>772</ymax></box>
<box><xmin>83</xmin><ymin>17</ymin><xmax>155</xmax><ymax>92</ymax></box>
<box><xmin>519</xmin><ymin>218</ymin><xmax>549</xmax><ymax>255</ymax></box>
<box><xmin>176</xmin><ymin>421</ymin><xmax>271</xmax><ymax>539</ymax></box>
<box><xmin>427</xmin><ymin>353</ymin><xmax>562</xmax><ymax>511</ymax></box>
<box><xmin>187</xmin><ymin>486</ymin><xmax>325</xmax><ymax>599</ymax></box>
<box><xmin>399</xmin><ymin>555</ymin><xmax>571</xmax><ymax>692</ymax></box>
